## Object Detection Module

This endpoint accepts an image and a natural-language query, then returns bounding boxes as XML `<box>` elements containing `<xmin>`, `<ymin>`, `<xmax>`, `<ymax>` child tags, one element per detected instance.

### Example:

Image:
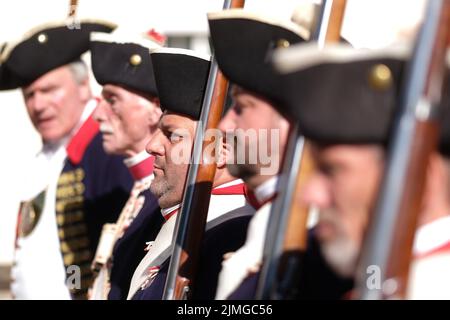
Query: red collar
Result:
<box><xmin>415</xmin><ymin>241</ymin><xmax>450</xmax><ymax>260</ymax></box>
<box><xmin>161</xmin><ymin>204</ymin><xmax>181</xmax><ymax>221</ymax></box>
<box><xmin>211</xmin><ymin>182</ymin><xmax>245</xmax><ymax>195</ymax></box>
<box><xmin>164</xmin><ymin>209</ymin><xmax>178</xmax><ymax>221</ymax></box>
<box><xmin>162</xmin><ymin>183</ymin><xmax>246</xmax><ymax>222</ymax></box>
<box><xmin>244</xmin><ymin>185</ymin><xmax>277</xmax><ymax>210</ymax></box>
<box><xmin>127</xmin><ymin>156</ymin><xmax>155</xmax><ymax>181</ymax></box>
<box><xmin>66</xmin><ymin>115</ymin><xmax>99</xmax><ymax>165</ymax></box>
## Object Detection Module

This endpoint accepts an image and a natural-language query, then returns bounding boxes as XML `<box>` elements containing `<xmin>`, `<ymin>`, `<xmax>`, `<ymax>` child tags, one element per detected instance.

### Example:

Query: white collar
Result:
<box><xmin>253</xmin><ymin>176</ymin><xmax>278</xmax><ymax>204</ymax></box>
<box><xmin>414</xmin><ymin>216</ymin><xmax>450</xmax><ymax>256</ymax></box>
<box><xmin>213</xmin><ymin>179</ymin><xmax>244</xmax><ymax>190</ymax></box>
<box><xmin>159</xmin><ymin>180</ymin><xmax>244</xmax><ymax>219</ymax></box>
<box><xmin>124</xmin><ymin>150</ymin><xmax>152</xmax><ymax>168</ymax></box>
<box><xmin>161</xmin><ymin>203</ymin><xmax>181</xmax><ymax>219</ymax></box>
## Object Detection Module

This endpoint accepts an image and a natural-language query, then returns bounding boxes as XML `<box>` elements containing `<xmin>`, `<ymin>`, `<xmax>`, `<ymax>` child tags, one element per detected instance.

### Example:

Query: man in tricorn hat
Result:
<box><xmin>88</xmin><ymin>29</ymin><xmax>165</xmax><ymax>300</ymax></box>
<box><xmin>0</xmin><ymin>20</ymin><xmax>133</xmax><ymax>299</ymax></box>
<box><xmin>127</xmin><ymin>47</ymin><xmax>255</xmax><ymax>300</ymax></box>
<box><xmin>272</xmin><ymin>41</ymin><xmax>450</xmax><ymax>299</ymax></box>
<box><xmin>207</xmin><ymin>9</ymin><xmax>309</xmax><ymax>299</ymax></box>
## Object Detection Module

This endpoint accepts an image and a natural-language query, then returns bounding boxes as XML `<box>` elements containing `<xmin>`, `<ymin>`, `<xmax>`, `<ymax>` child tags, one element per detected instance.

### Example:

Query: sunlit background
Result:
<box><xmin>0</xmin><ymin>0</ymin><xmax>426</xmax><ymax>298</ymax></box>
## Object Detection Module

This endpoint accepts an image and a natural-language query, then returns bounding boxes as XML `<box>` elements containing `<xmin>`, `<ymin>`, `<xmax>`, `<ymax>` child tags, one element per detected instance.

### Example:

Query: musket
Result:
<box><xmin>162</xmin><ymin>0</ymin><xmax>245</xmax><ymax>300</ymax></box>
<box><xmin>255</xmin><ymin>0</ymin><xmax>347</xmax><ymax>300</ymax></box>
<box><xmin>68</xmin><ymin>0</ymin><xmax>78</xmax><ymax>18</ymax></box>
<box><xmin>354</xmin><ymin>0</ymin><xmax>450</xmax><ymax>300</ymax></box>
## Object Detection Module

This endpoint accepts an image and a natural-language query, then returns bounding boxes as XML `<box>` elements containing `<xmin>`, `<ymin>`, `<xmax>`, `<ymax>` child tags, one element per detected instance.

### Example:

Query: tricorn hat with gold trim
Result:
<box><xmin>208</xmin><ymin>9</ymin><xmax>309</xmax><ymax>105</ymax></box>
<box><xmin>1</xmin><ymin>19</ymin><xmax>117</xmax><ymax>87</ymax></box>
<box><xmin>90</xmin><ymin>29</ymin><xmax>164</xmax><ymax>97</ymax></box>
<box><xmin>274</xmin><ymin>43</ymin><xmax>408</xmax><ymax>144</ymax></box>
<box><xmin>273</xmin><ymin>43</ymin><xmax>450</xmax><ymax>154</ymax></box>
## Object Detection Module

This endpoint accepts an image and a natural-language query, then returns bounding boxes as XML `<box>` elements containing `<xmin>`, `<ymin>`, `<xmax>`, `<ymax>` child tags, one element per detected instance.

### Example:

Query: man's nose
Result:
<box><xmin>218</xmin><ymin>108</ymin><xmax>237</xmax><ymax>133</ymax></box>
<box><xmin>93</xmin><ymin>99</ymin><xmax>109</xmax><ymax>123</ymax></box>
<box><xmin>146</xmin><ymin>129</ymin><xmax>165</xmax><ymax>156</ymax></box>
<box><xmin>31</xmin><ymin>92</ymin><xmax>48</xmax><ymax>113</ymax></box>
<box><xmin>301</xmin><ymin>174</ymin><xmax>332</xmax><ymax>210</ymax></box>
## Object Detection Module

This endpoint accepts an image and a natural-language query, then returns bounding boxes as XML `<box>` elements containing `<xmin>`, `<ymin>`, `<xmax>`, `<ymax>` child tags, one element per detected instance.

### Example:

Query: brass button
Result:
<box><xmin>277</xmin><ymin>39</ymin><xmax>290</xmax><ymax>48</ymax></box>
<box><xmin>369</xmin><ymin>64</ymin><xmax>393</xmax><ymax>91</ymax></box>
<box><xmin>130</xmin><ymin>54</ymin><xmax>142</xmax><ymax>66</ymax></box>
<box><xmin>37</xmin><ymin>33</ymin><xmax>48</xmax><ymax>44</ymax></box>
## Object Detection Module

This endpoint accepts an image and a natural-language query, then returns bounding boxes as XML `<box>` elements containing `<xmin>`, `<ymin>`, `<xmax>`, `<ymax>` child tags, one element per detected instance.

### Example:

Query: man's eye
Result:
<box><xmin>318</xmin><ymin>162</ymin><xmax>335</xmax><ymax>176</ymax></box>
<box><xmin>42</xmin><ymin>86</ymin><xmax>56</xmax><ymax>93</ymax></box>
<box><xmin>108</xmin><ymin>99</ymin><xmax>122</xmax><ymax>115</ymax></box>
<box><xmin>24</xmin><ymin>92</ymin><xmax>34</xmax><ymax>100</ymax></box>
<box><xmin>170</xmin><ymin>133</ymin><xmax>183</xmax><ymax>143</ymax></box>
<box><xmin>106</xmin><ymin>97</ymin><xmax>116</xmax><ymax>105</ymax></box>
<box><xmin>324</xmin><ymin>165</ymin><xmax>340</xmax><ymax>177</ymax></box>
<box><xmin>233</xmin><ymin>103</ymin><xmax>243</xmax><ymax>115</ymax></box>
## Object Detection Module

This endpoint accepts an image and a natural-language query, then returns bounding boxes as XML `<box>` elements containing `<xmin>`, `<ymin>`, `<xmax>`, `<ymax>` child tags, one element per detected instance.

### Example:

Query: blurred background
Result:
<box><xmin>0</xmin><ymin>0</ymin><xmax>426</xmax><ymax>299</ymax></box>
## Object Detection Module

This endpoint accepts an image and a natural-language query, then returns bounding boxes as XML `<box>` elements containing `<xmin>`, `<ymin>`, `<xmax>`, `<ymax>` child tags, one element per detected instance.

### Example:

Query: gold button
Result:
<box><xmin>37</xmin><ymin>33</ymin><xmax>48</xmax><ymax>44</ymax></box>
<box><xmin>277</xmin><ymin>39</ymin><xmax>290</xmax><ymax>48</ymax></box>
<box><xmin>369</xmin><ymin>64</ymin><xmax>393</xmax><ymax>91</ymax></box>
<box><xmin>130</xmin><ymin>54</ymin><xmax>142</xmax><ymax>66</ymax></box>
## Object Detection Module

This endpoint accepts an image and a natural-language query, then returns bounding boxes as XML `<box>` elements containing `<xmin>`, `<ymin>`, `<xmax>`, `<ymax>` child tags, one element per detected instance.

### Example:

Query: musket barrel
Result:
<box><xmin>255</xmin><ymin>125</ymin><xmax>306</xmax><ymax>299</ymax></box>
<box><xmin>68</xmin><ymin>0</ymin><xmax>78</xmax><ymax>18</ymax></box>
<box><xmin>163</xmin><ymin>0</ymin><xmax>245</xmax><ymax>300</ymax></box>
<box><xmin>255</xmin><ymin>0</ymin><xmax>347</xmax><ymax>300</ymax></box>
<box><xmin>355</xmin><ymin>0</ymin><xmax>450</xmax><ymax>300</ymax></box>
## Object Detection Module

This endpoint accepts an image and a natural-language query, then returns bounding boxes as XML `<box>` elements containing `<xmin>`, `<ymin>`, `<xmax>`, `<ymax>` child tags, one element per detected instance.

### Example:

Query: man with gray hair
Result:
<box><xmin>0</xmin><ymin>20</ymin><xmax>133</xmax><ymax>299</ymax></box>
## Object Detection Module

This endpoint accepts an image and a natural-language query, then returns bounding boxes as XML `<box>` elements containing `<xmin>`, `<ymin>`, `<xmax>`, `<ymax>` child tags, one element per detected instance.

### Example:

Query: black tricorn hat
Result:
<box><xmin>208</xmin><ymin>9</ymin><xmax>309</xmax><ymax>105</ymax></box>
<box><xmin>273</xmin><ymin>43</ymin><xmax>408</xmax><ymax>145</ymax></box>
<box><xmin>273</xmin><ymin>43</ymin><xmax>450</xmax><ymax>155</ymax></box>
<box><xmin>150</xmin><ymin>48</ymin><xmax>211</xmax><ymax>120</ymax></box>
<box><xmin>90</xmin><ymin>31</ymin><xmax>162</xmax><ymax>97</ymax></box>
<box><xmin>0</xmin><ymin>64</ymin><xmax>24</xmax><ymax>90</ymax></box>
<box><xmin>1</xmin><ymin>19</ymin><xmax>117</xmax><ymax>86</ymax></box>
<box><xmin>0</xmin><ymin>43</ymin><xmax>26</xmax><ymax>90</ymax></box>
